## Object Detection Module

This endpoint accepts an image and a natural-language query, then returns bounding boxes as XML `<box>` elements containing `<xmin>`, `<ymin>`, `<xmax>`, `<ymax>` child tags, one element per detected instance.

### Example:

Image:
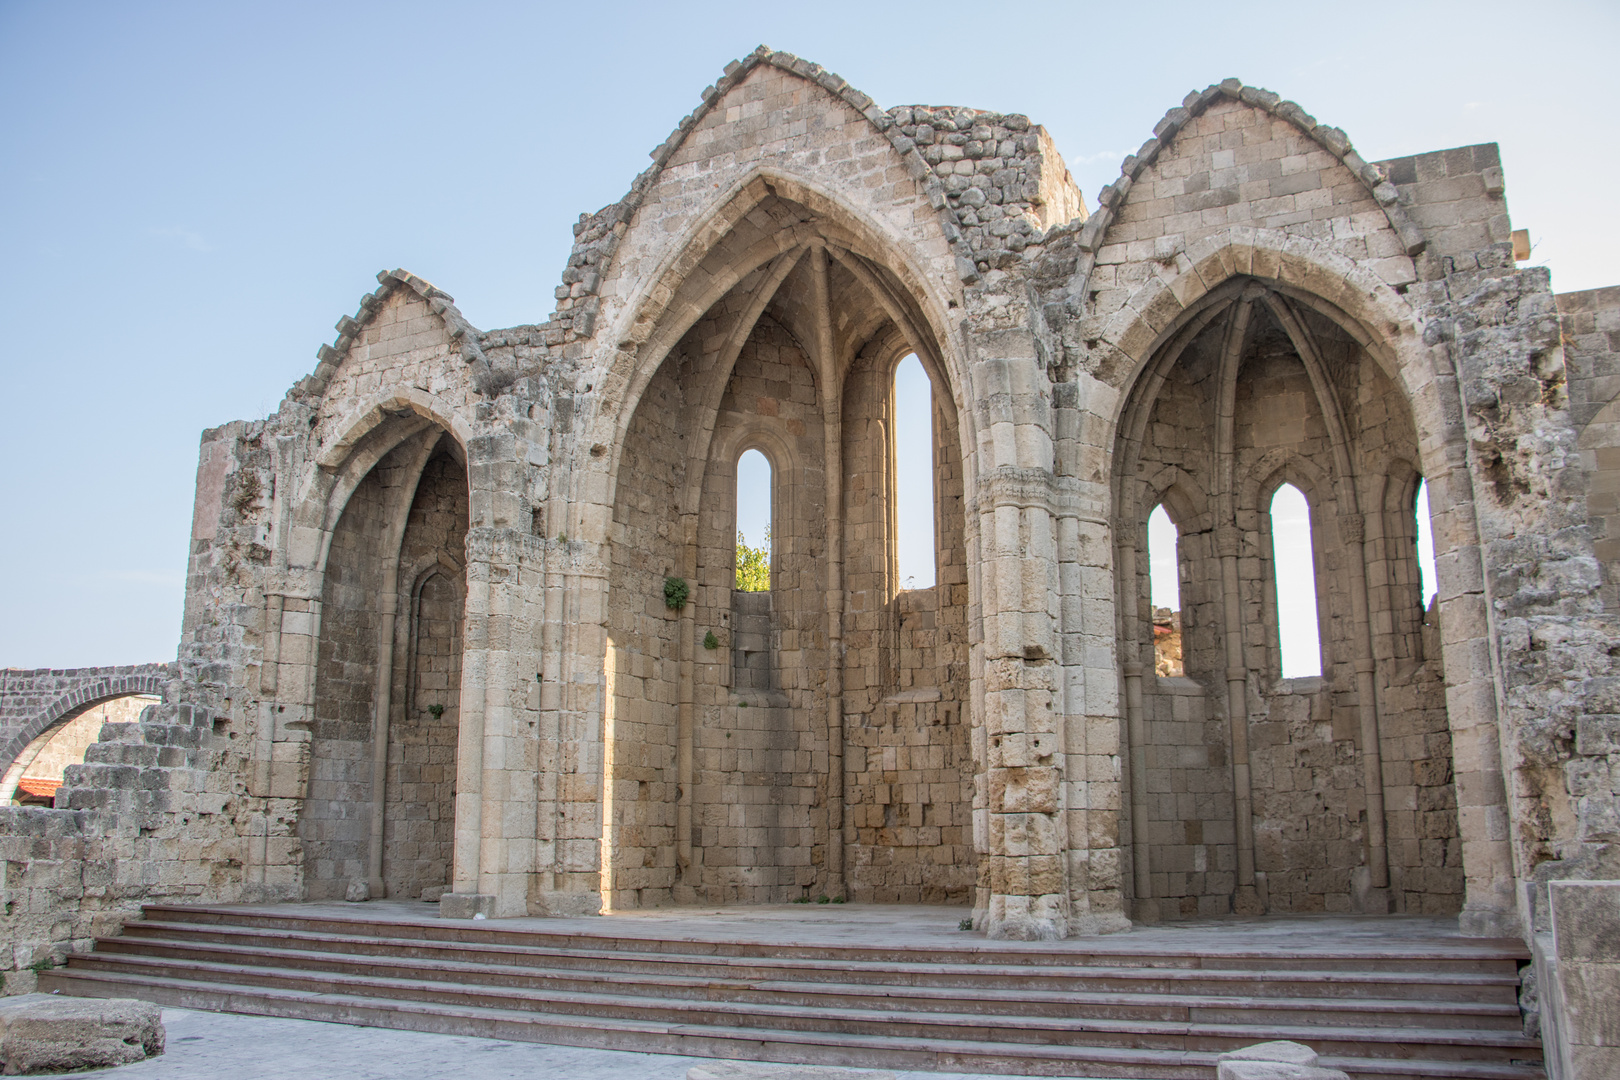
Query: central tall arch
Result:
<box><xmin>598</xmin><ymin>177</ymin><xmax>976</xmax><ymax>908</ymax></box>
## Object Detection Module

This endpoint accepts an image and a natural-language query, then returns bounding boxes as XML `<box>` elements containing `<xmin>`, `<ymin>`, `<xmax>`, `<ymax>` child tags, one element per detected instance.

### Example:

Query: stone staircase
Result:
<box><xmin>42</xmin><ymin>905</ymin><xmax>1543</xmax><ymax>1080</ymax></box>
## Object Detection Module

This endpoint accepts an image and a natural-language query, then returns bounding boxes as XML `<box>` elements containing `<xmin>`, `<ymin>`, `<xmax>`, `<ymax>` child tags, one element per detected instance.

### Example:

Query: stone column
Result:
<box><xmin>971</xmin><ymin>353</ymin><xmax>1070</xmax><ymax>940</ymax></box>
<box><xmin>1216</xmin><ymin>522</ymin><xmax>1262</xmax><ymax>914</ymax></box>
<box><xmin>443</xmin><ymin>541</ymin><xmax>494</xmax><ymax>919</ymax></box>
<box><xmin>1116</xmin><ymin>537</ymin><xmax>1153</xmax><ymax>921</ymax></box>
<box><xmin>811</xmin><ymin>245</ymin><xmax>847</xmax><ymax>898</ymax></box>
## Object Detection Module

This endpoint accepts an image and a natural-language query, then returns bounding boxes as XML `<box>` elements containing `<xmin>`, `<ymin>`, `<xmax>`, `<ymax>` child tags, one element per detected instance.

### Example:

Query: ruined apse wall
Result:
<box><xmin>574</xmin><ymin>48</ymin><xmax>1124</xmax><ymax>935</ymax></box>
<box><xmin>1110</xmin><ymin>285</ymin><xmax>1458</xmax><ymax>919</ymax></box>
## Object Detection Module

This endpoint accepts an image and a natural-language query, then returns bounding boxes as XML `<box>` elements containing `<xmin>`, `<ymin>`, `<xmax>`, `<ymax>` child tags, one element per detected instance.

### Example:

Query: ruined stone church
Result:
<box><xmin>6</xmin><ymin>46</ymin><xmax>1619</xmax><ymax>964</ymax></box>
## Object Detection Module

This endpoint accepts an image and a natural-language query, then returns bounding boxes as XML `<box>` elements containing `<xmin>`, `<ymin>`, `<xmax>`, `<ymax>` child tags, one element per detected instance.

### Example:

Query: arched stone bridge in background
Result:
<box><xmin>0</xmin><ymin>664</ymin><xmax>176</xmax><ymax>774</ymax></box>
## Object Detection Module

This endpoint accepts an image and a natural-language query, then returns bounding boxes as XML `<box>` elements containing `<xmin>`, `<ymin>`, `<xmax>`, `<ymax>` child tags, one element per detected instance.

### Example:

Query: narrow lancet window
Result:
<box><xmin>1271</xmin><ymin>483</ymin><xmax>1322</xmax><ymax>679</ymax></box>
<box><xmin>894</xmin><ymin>353</ymin><xmax>935</xmax><ymax>589</ymax></box>
<box><xmin>735</xmin><ymin>449</ymin><xmax>771</xmax><ymax>591</ymax></box>
<box><xmin>1147</xmin><ymin>504</ymin><xmax>1183</xmax><ymax>676</ymax></box>
<box><xmin>1415</xmin><ymin>478</ymin><xmax>1438</xmax><ymax>610</ymax></box>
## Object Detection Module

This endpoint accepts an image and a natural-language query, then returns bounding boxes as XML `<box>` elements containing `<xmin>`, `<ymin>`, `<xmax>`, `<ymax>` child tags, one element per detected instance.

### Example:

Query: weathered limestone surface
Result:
<box><xmin>2</xmin><ymin>46</ymin><xmax>1617</xmax><ymax>995</ymax></box>
<box><xmin>1217</xmin><ymin>1040</ymin><xmax>1351</xmax><ymax>1080</ymax></box>
<box><xmin>1535</xmin><ymin>879</ymin><xmax>1620</xmax><ymax>1080</ymax></box>
<box><xmin>0</xmin><ymin>993</ymin><xmax>163</xmax><ymax>1074</ymax></box>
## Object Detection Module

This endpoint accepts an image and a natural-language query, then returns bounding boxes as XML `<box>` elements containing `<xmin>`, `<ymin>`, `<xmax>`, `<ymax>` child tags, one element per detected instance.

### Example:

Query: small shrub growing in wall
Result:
<box><xmin>663</xmin><ymin>576</ymin><xmax>689</xmax><ymax>611</ymax></box>
<box><xmin>428</xmin><ymin>704</ymin><xmax>445</xmax><ymax>719</ymax></box>
<box><xmin>703</xmin><ymin>630</ymin><xmax>719</xmax><ymax>650</ymax></box>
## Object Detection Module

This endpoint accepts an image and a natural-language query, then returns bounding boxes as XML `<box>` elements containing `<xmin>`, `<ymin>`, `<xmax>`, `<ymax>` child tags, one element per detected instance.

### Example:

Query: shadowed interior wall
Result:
<box><xmin>1118</xmin><ymin>293</ymin><xmax>1460</xmax><ymax>919</ymax></box>
<box><xmin>382</xmin><ymin>445</ymin><xmax>467</xmax><ymax>900</ymax></box>
<box><xmin>842</xmin><ymin>347</ymin><xmax>972</xmax><ymax>903</ymax></box>
<box><xmin>301</xmin><ymin>463</ymin><xmax>389</xmax><ymax>898</ymax></box>
<box><xmin>302</xmin><ymin>434</ymin><xmax>468</xmax><ymax>901</ymax></box>
<box><xmin>604</xmin><ymin>357</ymin><xmax>689</xmax><ymax>908</ymax></box>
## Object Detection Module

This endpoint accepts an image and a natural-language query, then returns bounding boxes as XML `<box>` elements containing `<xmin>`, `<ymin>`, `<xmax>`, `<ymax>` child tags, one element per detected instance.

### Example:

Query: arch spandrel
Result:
<box><xmin>588</xmin><ymin>58</ymin><xmax>963</xmax><ymax>340</ymax></box>
<box><xmin>1076</xmin><ymin>80</ymin><xmax>1426</xmax><ymax>299</ymax></box>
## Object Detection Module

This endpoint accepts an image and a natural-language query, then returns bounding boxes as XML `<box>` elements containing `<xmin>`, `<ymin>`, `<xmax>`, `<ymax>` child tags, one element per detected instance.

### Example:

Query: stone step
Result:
<box><xmin>118</xmin><ymin>920</ymin><xmax>1523</xmax><ymax>1004</ymax></box>
<box><xmin>131</xmin><ymin>907</ymin><xmax>1531</xmax><ymax>980</ymax></box>
<box><xmin>55</xmin><ymin>952</ymin><xmax>1539</xmax><ymax>1064</ymax></box>
<box><xmin>94</xmin><ymin>934</ymin><xmax>1526</xmax><ymax>1030</ymax></box>
<box><xmin>41</xmin><ymin>967</ymin><xmax>1544</xmax><ymax>1080</ymax></box>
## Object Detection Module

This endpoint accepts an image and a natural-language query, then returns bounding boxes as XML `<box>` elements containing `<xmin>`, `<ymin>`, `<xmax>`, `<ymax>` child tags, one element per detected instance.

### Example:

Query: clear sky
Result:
<box><xmin>2</xmin><ymin>0</ymin><xmax>1614</xmax><ymax>667</ymax></box>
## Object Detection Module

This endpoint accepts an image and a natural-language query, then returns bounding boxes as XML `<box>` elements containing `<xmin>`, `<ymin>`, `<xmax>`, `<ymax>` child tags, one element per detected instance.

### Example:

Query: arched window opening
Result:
<box><xmin>1147</xmin><ymin>504</ymin><xmax>1183</xmax><ymax>677</ymax></box>
<box><xmin>894</xmin><ymin>354</ymin><xmax>935</xmax><ymax>590</ymax></box>
<box><xmin>1271</xmin><ymin>483</ymin><xmax>1323</xmax><ymax>678</ymax></box>
<box><xmin>735</xmin><ymin>448</ymin><xmax>772</xmax><ymax>591</ymax></box>
<box><xmin>1414</xmin><ymin>478</ymin><xmax>1438</xmax><ymax>611</ymax></box>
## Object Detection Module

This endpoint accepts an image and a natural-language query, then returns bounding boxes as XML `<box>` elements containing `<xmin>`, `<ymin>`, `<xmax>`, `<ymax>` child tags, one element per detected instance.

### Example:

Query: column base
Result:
<box><xmin>1233</xmin><ymin>885</ymin><xmax>1264</xmax><ymax>915</ymax></box>
<box><xmin>984</xmin><ymin>914</ymin><xmax>1066</xmax><ymax>941</ymax></box>
<box><xmin>528</xmin><ymin>886</ymin><xmax>602</xmax><ymax>917</ymax></box>
<box><xmin>1068</xmin><ymin>912</ymin><xmax>1133</xmax><ymax>936</ymax></box>
<box><xmin>439</xmin><ymin>892</ymin><xmax>496</xmax><ymax>919</ymax></box>
<box><xmin>1352</xmin><ymin>866</ymin><xmax>1392</xmax><ymax>914</ymax></box>
<box><xmin>1460</xmin><ymin>899</ymin><xmax>1522</xmax><ymax>938</ymax></box>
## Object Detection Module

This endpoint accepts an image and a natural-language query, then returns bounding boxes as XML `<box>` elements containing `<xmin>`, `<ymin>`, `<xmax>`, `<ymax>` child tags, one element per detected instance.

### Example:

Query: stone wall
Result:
<box><xmin>1535</xmin><ymin>879</ymin><xmax>1620</xmax><ymax>1080</ymax></box>
<box><xmin>3</xmin><ymin>696</ymin><xmax>159</xmax><ymax>804</ymax></box>
<box><xmin>1</xmin><ymin>696</ymin><xmax>243</xmax><ymax>994</ymax></box>
<box><xmin>1561</xmin><ymin>286</ymin><xmax>1620</xmax><ymax>612</ymax></box>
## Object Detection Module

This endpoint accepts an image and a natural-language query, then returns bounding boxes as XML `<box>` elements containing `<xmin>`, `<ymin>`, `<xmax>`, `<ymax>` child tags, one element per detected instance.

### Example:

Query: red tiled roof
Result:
<box><xmin>15</xmin><ymin>777</ymin><xmax>61</xmax><ymax>799</ymax></box>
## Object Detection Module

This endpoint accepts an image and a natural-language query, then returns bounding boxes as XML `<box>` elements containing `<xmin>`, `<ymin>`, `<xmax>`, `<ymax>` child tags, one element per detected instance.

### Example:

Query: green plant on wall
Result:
<box><xmin>663</xmin><ymin>576</ymin><xmax>689</xmax><ymax>611</ymax></box>
<box><xmin>736</xmin><ymin>528</ymin><xmax>770</xmax><ymax>592</ymax></box>
<box><xmin>703</xmin><ymin>630</ymin><xmax>719</xmax><ymax>650</ymax></box>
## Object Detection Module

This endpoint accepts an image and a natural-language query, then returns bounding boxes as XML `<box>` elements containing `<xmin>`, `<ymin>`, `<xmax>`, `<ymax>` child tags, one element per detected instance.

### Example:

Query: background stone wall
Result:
<box><xmin>3</xmin><ymin>696</ymin><xmax>159</xmax><ymax>803</ymax></box>
<box><xmin>0</xmin><ymin>667</ymin><xmax>174</xmax><ymax>781</ymax></box>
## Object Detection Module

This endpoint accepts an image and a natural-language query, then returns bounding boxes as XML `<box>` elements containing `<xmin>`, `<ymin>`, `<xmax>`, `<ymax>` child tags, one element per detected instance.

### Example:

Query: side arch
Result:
<box><xmin>0</xmin><ymin>672</ymin><xmax>172</xmax><ymax>777</ymax></box>
<box><xmin>286</xmin><ymin>390</ymin><xmax>473</xmax><ymax>574</ymax></box>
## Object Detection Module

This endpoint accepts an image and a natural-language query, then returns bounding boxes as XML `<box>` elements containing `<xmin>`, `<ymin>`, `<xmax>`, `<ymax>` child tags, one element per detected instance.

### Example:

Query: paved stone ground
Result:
<box><xmin>26</xmin><ymin>1006</ymin><xmax>1026</xmax><ymax>1080</ymax></box>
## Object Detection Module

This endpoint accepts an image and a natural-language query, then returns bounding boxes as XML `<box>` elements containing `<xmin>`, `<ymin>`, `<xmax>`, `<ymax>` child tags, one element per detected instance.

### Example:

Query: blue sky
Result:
<box><xmin>2</xmin><ymin>0</ymin><xmax>1614</xmax><ymax>667</ymax></box>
